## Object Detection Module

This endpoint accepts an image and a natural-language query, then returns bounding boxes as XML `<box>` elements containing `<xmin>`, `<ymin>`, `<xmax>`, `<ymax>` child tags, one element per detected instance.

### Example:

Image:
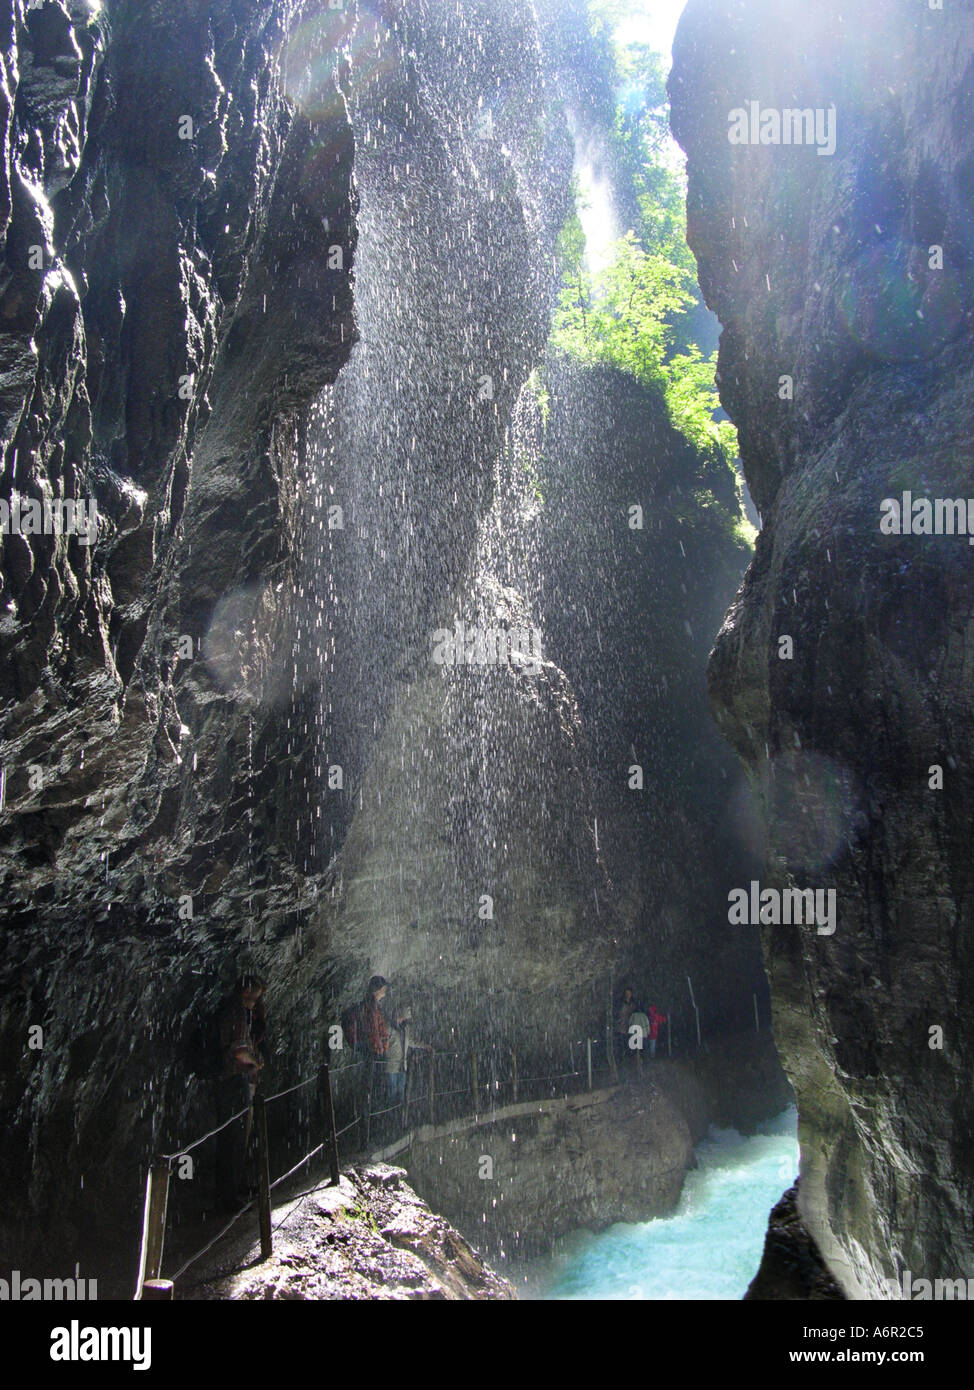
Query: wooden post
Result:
<box><xmin>364</xmin><ymin>1060</ymin><xmax>375</xmax><ymax>1147</ymax></box>
<box><xmin>141</xmin><ymin>1280</ymin><xmax>174</xmax><ymax>1301</ymax></box>
<box><xmin>428</xmin><ymin>1050</ymin><xmax>436</xmax><ymax>1126</ymax></box>
<box><xmin>321</xmin><ymin>1058</ymin><xmax>340</xmax><ymax>1186</ymax></box>
<box><xmin>135</xmin><ymin>1159</ymin><xmax>171</xmax><ymax>1297</ymax></box>
<box><xmin>687</xmin><ymin>974</ymin><xmax>702</xmax><ymax>1050</ymax></box>
<box><xmin>586</xmin><ymin>1038</ymin><xmax>593</xmax><ymax>1091</ymax></box>
<box><xmin>471</xmin><ymin>1051</ymin><xmax>479</xmax><ymax>1115</ymax></box>
<box><xmin>511</xmin><ymin>1048</ymin><xmax>518</xmax><ymax>1104</ymax></box>
<box><xmin>402</xmin><ymin>1022</ymin><xmax>410</xmax><ymax>1130</ymax></box>
<box><xmin>254</xmin><ymin>1094</ymin><xmax>272</xmax><ymax>1260</ymax></box>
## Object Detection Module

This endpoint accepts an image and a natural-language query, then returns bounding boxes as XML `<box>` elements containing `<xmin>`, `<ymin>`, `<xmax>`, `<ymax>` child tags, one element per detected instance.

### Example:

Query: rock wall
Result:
<box><xmin>745</xmin><ymin>1184</ymin><xmax>845</xmax><ymax>1301</ymax></box>
<box><xmin>533</xmin><ymin>362</ymin><xmax>767</xmax><ymax>1033</ymax></box>
<box><xmin>268</xmin><ymin>0</ymin><xmax>613</xmax><ymax>1064</ymax></box>
<box><xmin>0</xmin><ymin>0</ymin><xmax>358</xmax><ymax>1276</ymax></box>
<box><xmin>670</xmin><ymin>0</ymin><xmax>974</xmax><ymax>1296</ymax></box>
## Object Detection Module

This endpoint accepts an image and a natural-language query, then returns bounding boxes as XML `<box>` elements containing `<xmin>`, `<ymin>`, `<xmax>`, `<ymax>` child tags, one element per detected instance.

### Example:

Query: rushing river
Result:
<box><xmin>524</xmin><ymin>1107</ymin><xmax>799</xmax><ymax>1300</ymax></box>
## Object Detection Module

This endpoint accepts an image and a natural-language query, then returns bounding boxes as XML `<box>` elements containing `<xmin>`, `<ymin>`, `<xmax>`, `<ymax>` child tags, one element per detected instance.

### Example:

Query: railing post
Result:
<box><xmin>428</xmin><ymin>1050</ymin><xmax>436</xmax><ymax>1126</ymax></box>
<box><xmin>254</xmin><ymin>1094</ymin><xmax>272</xmax><ymax>1260</ymax></box>
<box><xmin>471</xmin><ymin>1051</ymin><xmax>479</xmax><ymax>1115</ymax></box>
<box><xmin>511</xmin><ymin>1048</ymin><xmax>518</xmax><ymax>1103</ymax></box>
<box><xmin>687</xmin><ymin>974</ymin><xmax>702</xmax><ymax>1050</ymax></box>
<box><xmin>321</xmin><ymin>1058</ymin><xmax>340</xmax><ymax>1187</ymax></box>
<box><xmin>364</xmin><ymin>1060</ymin><xmax>375</xmax><ymax>1147</ymax></box>
<box><xmin>141</xmin><ymin>1280</ymin><xmax>174</xmax><ymax>1301</ymax></box>
<box><xmin>135</xmin><ymin>1159</ymin><xmax>171</xmax><ymax>1298</ymax></box>
<box><xmin>586</xmin><ymin>1038</ymin><xmax>593</xmax><ymax>1092</ymax></box>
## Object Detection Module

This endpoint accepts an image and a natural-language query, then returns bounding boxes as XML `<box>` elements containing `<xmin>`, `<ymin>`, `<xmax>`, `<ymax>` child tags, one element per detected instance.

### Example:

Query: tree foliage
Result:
<box><xmin>550</xmin><ymin>12</ymin><xmax>739</xmax><ymax>470</ymax></box>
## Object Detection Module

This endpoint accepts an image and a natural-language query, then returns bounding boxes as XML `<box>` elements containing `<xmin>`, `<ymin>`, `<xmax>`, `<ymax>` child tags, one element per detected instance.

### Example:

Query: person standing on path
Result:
<box><xmin>213</xmin><ymin>973</ymin><xmax>267</xmax><ymax>1210</ymax></box>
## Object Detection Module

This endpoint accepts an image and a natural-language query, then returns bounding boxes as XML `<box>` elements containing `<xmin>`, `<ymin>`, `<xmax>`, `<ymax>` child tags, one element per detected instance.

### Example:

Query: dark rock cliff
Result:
<box><xmin>671</xmin><ymin>0</ymin><xmax>974</xmax><ymax>1296</ymax></box>
<box><xmin>534</xmin><ymin>362</ymin><xmax>765</xmax><ymax>1030</ymax></box>
<box><xmin>0</xmin><ymin>0</ymin><xmax>358</xmax><ymax>1275</ymax></box>
<box><xmin>745</xmin><ymin>1183</ymin><xmax>845</xmax><ymax>1301</ymax></box>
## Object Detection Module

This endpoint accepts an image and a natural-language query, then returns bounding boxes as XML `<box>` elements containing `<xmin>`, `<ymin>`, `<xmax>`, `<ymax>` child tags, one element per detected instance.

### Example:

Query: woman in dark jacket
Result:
<box><xmin>213</xmin><ymin>973</ymin><xmax>267</xmax><ymax>1210</ymax></box>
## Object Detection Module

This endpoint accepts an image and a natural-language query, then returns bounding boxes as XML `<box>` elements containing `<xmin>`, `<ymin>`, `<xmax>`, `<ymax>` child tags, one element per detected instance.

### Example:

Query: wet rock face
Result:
<box><xmin>0</xmin><ymin>0</ymin><xmax>356</xmax><ymax>1269</ymax></box>
<box><xmin>189</xmin><ymin>1164</ymin><xmax>515</xmax><ymax>1300</ymax></box>
<box><xmin>268</xmin><ymin>0</ymin><xmax>598</xmax><ymax>1058</ymax></box>
<box><xmin>409</xmin><ymin>1083</ymin><xmax>697</xmax><ymax>1261</ymax></box>
<box><xmin>0</xmin><ymin>0</ymin><xmax>356</xmax><ymax>924</ymax></box>
<box><xmin>0</xmin><ymin>0</ymin><xmax>585</xmax><ymax>1277</ymax></box>
<box><xmin>671</xmin><ymin>0</ymin><xmax>974</xmax><ymax>1295</ymax></box>
<box><xmin>745</xmin><ymin>1184</ymin><xmax>845</xmax><ymax>1302</ymax></box>
<box><xmin>534</xmin><ymin>363</ymin><xmax>766</xmax><ymax>1032</ymax></box>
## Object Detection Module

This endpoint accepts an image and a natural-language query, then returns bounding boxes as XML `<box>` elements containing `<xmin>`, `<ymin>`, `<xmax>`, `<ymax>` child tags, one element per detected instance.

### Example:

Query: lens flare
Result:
<box><xmin>838</xmin><ymin>240</ymin><xmax>965</xmax><ymax>361</ymax></box>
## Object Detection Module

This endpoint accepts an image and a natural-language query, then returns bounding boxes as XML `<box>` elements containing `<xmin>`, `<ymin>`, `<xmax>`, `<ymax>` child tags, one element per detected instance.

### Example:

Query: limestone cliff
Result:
<box><xmin>671</xmin><ymin>0</ymin><xmax>974</xmax><ymax>1296</ymax></box>
<box><xmin>0</xmin><ymin>0</ymin><xmax>357</xmax><ymax>1276</ymax></box>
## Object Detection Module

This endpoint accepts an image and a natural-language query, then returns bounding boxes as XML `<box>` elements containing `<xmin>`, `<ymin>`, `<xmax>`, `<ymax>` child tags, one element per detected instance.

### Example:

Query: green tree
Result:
<box><xmin>549</xmin><ymin>6</ymin><xmax>739</xmax><ymax>472</ymax></box>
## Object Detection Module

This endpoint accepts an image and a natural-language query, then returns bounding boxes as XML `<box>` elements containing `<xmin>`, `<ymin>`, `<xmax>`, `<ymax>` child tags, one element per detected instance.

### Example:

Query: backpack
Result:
<box><xmin>628</xmin><ymin>1011</ymin><xmax>651</xmax><ymax>1047</ymax></box>
<box><xmin>187</xmin><ymin>1006</ymin><xmax>222</xmax><ymax>1079</ymax></box>
<box><xmin>340</xmin><ymin>1002</ymin><xmax>363</xmax><ymax>1051</ymax></box>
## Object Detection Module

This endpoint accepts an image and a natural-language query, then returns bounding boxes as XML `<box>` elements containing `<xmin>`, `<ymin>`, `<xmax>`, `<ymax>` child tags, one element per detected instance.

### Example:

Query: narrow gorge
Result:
<box><xmin>0</xmin><ymin>0</ymin><xmax>969</xmax><ymax>1331</ymax></box>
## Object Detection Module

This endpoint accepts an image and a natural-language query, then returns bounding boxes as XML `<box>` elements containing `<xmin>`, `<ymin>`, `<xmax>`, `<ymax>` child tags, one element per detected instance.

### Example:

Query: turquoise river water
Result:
<box><xmin>524</xmin><ymin>1106</ymin><xmax>799</xmax><ymax>1300</ymax></box>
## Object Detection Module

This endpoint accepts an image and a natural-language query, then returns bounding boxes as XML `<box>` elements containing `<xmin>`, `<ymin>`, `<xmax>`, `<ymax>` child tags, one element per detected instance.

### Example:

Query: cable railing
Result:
<box><xmin>135</xmin><ymin>1061</ymin><xmax>342</xmax><ymax>1301</ymax></box>
<box><xmin>134</xmin><ymin>1012</ymin><xmax>691</xmax><ymax>1300</ymax></box>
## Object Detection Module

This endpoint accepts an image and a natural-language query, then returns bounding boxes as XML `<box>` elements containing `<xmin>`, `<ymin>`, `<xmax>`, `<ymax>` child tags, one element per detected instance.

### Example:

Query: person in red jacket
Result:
<box><xmin>361</xmin><ymin>975</ymin><xmax>392</xmax><ymax>1059</ymax></box>
<box><xmin>359</xmin><ymin>976</ymin><xmax>413</xmax><ymax>1135</ymax></box>
<box><xmin>647</xmin><ymin>1004</ymin><xmax>667</xmax><ymax>1058</ymax></box>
